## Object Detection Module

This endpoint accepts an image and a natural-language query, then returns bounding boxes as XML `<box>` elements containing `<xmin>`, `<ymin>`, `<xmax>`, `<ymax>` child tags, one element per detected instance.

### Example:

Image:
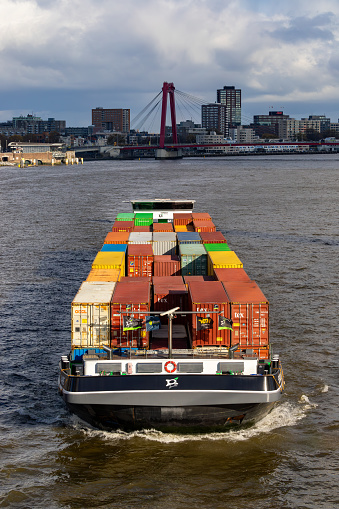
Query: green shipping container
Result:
<box><xmin>204</xmin><ymin>243</ymin><xmax>231</xmax><ymax>252</ymax></box>
<box><xmin>179</xmin><ymin>244</ymin><xmax>208</xmax><ymax>276</ymax></box>
<box><xmin>134</xmin><ymin>213</ymin><xmax>153</xmax><ymax>226</ymax></box>
<box><xmin>116</xmin><ymin>213</ymin><xmax>134</xmax><ymax>221</ymax></box>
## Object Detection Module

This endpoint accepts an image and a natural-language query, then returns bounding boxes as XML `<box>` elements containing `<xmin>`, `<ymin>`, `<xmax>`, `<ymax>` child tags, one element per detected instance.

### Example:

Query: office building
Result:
<box><xmin>92</xmin><ymin>108</ymin><xmax>130</xmax><ymax>133</ymax></box>
<box><xmin>217</xmin><ymin>86</ymin><xmax>241</xmax><ymax>126</ymax></box>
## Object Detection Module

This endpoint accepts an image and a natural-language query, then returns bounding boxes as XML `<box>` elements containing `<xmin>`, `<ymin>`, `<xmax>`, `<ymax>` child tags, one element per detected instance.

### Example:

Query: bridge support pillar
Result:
<box><xmin>155</xmin><ymin>148</ymin><xmax>183</xmax><ymax>160</ymax></box>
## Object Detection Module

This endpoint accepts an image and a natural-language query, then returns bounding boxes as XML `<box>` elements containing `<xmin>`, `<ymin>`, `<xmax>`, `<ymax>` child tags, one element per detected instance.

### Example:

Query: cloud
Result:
<box><xmin>1</xmin><ymin>0</ymin><xmax>339</xmax><ymax>125</ymax></box>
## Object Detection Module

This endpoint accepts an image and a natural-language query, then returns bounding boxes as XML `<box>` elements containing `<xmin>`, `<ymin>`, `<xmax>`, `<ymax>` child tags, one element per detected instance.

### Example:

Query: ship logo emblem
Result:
<box><xmin>166</xmin><ymin>378</ymin><xmax>179</xmax><ymax>389</ymax></box>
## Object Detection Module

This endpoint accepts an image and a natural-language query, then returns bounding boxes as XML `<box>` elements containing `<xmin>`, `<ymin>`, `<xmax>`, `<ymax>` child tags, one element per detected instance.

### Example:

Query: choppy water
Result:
<box><xmin>0</xmin><ymin>154</ymin><xmax>338</xmax><ymax>508</ymax></box>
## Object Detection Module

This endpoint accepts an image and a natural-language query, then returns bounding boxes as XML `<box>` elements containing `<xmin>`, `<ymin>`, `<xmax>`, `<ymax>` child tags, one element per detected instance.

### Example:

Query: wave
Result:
<box><xmin>71</xmin><ymin>397</ymin><xmax>314</xmax><ymax>444</ymax></box>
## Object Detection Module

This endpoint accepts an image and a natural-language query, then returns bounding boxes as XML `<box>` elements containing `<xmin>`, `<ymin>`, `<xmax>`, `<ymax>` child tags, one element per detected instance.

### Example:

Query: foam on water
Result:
<box><xmin>71</xmin><ymin>396</ymin><xmax>315</xmax><ymax>444</ymax></box>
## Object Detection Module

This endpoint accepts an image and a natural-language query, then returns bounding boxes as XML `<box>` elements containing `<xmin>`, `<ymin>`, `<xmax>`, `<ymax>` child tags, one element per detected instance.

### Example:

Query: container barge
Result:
<box><xmin>58</xmin><ymin>199</ymin><xmax>284</xmax><ymax>431</ymax></box>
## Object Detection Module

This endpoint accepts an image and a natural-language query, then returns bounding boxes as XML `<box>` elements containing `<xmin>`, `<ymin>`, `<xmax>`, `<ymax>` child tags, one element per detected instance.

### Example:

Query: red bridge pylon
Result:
<box><xmin>159</xmin><ymin>82</ymin><xmax>178</xmax><ymax>148</ymax></box>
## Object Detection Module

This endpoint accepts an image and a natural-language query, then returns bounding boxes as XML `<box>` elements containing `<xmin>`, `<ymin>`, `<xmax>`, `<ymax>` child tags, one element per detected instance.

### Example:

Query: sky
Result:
<box><xmin>1</xmin><ymin>0</ymin><xmax>339</xmax><ymax>129</ymax></box>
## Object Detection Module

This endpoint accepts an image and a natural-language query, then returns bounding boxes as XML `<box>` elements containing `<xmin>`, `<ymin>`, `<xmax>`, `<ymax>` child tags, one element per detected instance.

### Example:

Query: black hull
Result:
<box><xmin>66</xmin><ymin>401</ymin><xmax>276</xmax><ymax>432</ymax></box>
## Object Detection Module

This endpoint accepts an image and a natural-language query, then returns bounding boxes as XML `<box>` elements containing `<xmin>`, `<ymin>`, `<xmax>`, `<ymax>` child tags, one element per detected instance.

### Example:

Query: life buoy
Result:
<box><xmin>164</xmin><ymin>361</ymin><xmax>177</xmax><ymax>373</ymax></box>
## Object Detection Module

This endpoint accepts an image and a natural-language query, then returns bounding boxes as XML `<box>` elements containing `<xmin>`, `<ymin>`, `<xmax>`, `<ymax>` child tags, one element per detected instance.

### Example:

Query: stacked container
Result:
<box><xmin>187</xmin><ymin>281</ymin><xmax>230</xmax><ymax>347</ymax></box>
<box><xmin>86</xmin><ymin>268</ymin><xmax>121</xmax><ymax>282</ymax></box>
<box><xmin>208</xmin><ymin>251</ymin><xmax>243</xmax><ymax>275</ymax></box>
<box><xmin>177</xmin><ymin>232</ymin><xmax>201</xmax><ymax>244</ymax></box>
<box><xmin>204</xmin><ymin>243</ymin><xmax>231</xmax><ymax>252</ymax></box>
<box><xmin>153</xmin><ymin>276</ymin><xmax>188</xmax><ymax>324</ymax></box>
<box><xmin>104</xmin><ymin>232</ymin><xmax>129</xmax><ymax>244</ymax></box>
<box><xmin>92</xmin><ymin>251</ymin><xmax>126</xmax><ymax>275</ymax></box>
<box><xmin>152</xmin><ymin>232</ymin><xmax>177</xmax><ymax>255</ymax></box>
<box><xmin>214</xmin><ymin>267</ymin><xmax>251</xmax><ymax>283</ymax></box>
<box><xmin>112</xmin><ymin>221</ymin><xmax>134</xmax><ymax>232</ymax></box>
<box><xmin>200</xmin><ymin>231</ymin><xmax>227</xmax><ymax>244</ymax></box>
<box><xmin>222</xmin><ymin>281</ymin><xmax>269</xmax><ymax>354</ymax></box>
<box><xmin>127</xmin><ymin>244</ymin><xmax>153</xmax><ymax>277</ymax></box>
<box><xmin>193</xmin><ymin>220</ymin><xmax>216</xmax><ymax>233</ymax></box>
<box><xmin>153</xmin><ymin>255</ymin><xmax>181</xmax><ymax>276</ymax></box>
<box><xmin>128</xmin><ymin>232</ymin><xmax>152</xmax><ymax>245</ymax></box>
<box><xmin>116</xmin><ymin>213</ymin><xmax>134</xmax><ymax>222</ymax></box>
<box><xmin>179</xmin><ymin>244</ymin><xmax>208</xmax><ymax>276</ymax></box>
<box><xmin>110</xmin><ymin>280</ymin><xmax>151</xmax><ymax>348</ymax></box>
<box><xmin>71</xmin><ymin>281</ymin><xmax>116</xmax><ymax>348</ymax></box>
<box><xmin>134</xmin><ymin>213</ymin><xmax>153</xmax><ymax>226</ymax></box>
<box><xmin>152</xmin><ymin>222</ymin><xmax>174</xmax><ymax>232</ymax></box>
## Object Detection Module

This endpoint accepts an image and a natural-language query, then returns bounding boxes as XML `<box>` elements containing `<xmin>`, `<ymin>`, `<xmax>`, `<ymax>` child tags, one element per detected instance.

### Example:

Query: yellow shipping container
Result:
<box><xmin>92</xmin><ymin>251</ymin><xmax>126</xmax><ymax>274</ymax></box>
<box><xmin>174</xmin><ymin>225</ymin><xmax>189</xmax><ymax>232</ymax></box>
<box><xmin>86</xmin><ymin>268</ymin><xmax>121</xmax><ymax>282</ymax></box>
<box><xmin>208</xmin><ymin>251</ymin><xmax>243</xmax><ymax>274</ymax></box>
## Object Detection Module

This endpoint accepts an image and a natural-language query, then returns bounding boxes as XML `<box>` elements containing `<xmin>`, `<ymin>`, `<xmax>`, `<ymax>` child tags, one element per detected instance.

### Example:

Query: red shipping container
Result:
<box><xmin>127</xmin><ymin>244</ymin><xmax>153</xmax><ymax>278</ymax></box>
<box><xmin>188</xmin><ymin>281</ymin><xmax>230</xmax><ymax>347</ymax></box>
<box><xmin>111</xmin><ymin>280</ymin><xmax>150</xmax><ymax>348</ymax></box>
<box><xmin>183</xmin><ymin>275</ymin><xmax>215</xmax><ymax>284</ymax></box>
<box><xmin>153</xmin><ymin>223</ymin><xmax>174</xmax><ymax>232</ymax></box>
<box><xmin>200</xmin><ymin>231</ymin><xmax>227</xmax><ymax>244</ymax></box>
<box><xmin>214</xmin><ymin>268</ymin><xmax>251</xmax><ymax>283</ymax></box>
<box><xmin>193</xmin><ymin>220</ymin><xmax>216</xmax><ymax>233</ymax></box>
<box><xmin>132</xmin><ymin>225</ymin><xmax>151</xmax><ymax>232</ymax></box>
<box><xmin>112</xmin><ymin>221</ymin><xmax>134</xmax><ymax>232</ymax></box>
<box><xmin>153</xmin><ymin>282</ymin><xmax>188</xmax><ymax>324</ymax></box>
<box><xmin>222</xmin><ymin>281</ymin><xmax>269</xmax><ymax>348</ymax></box>
<box><xmin>173</xmin><ymin>213</ymin><xmax>193</xmax><ymax>226</ymax></box>
<box><xmin>192</xmin><ymin>212</ymin><xmax>212</xmax><ymax>221</ymax></box>
<box><xmin>153</xmin><ymin>255</ymin><xmax>181</xmax><ymax>276</ymax></box>
<box><xmin>120</xmin><ymin>276</ymin><xmax>152</xmax><ymax>283</ymax></box>
<box><xmin>152</xmin><ymin>276</ymin><xmax>184</xmax><ymax>286</ymax></box>
<box><xmin>104</xmin><ymin>232</ymin><xmax>129</xmax><ymax>244</ymax></box>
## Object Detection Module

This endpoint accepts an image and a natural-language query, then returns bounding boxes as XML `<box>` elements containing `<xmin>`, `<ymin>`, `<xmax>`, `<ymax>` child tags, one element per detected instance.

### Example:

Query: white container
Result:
<box><xmin>152</xmin><ymin>232</ymin><xmax>177</xmax><ymax>255</ymax></box>
<box><xmin>71</xmin><ymin>281</ymin><xmax>116</xmax><ymax>347</ymax></box>
<box><xmin>128</xmin><ymin>232</ymin><xmax>153</xmax><ymax>244</ymax></box>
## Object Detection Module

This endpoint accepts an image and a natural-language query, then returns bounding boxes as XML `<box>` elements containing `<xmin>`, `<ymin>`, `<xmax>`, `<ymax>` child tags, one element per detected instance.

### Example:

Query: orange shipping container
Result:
<box><xmin>104</xmin><ymin>232</ymin><xmax>129</xmax><ymax>244</ymax></box>
<box><xmin>153</xmin><ymin>255</ymin><xmax>181</xmax><ymax>276</ymax></box>
<box><xmin>86</xmin><ymin>268</ymin><xmax>121</xmax><ymax>282</ymax></box>
<box><xmin>193</xmin><ymin>220</ymin><xmax>216</xmax><ymax>233</ymax></box>
<box><xmin>222</xmin><ymin>281</ymin><xmax>269</xmax><ymax>348</ymax></box>
<box><xmin>127</xmin><ymin>244</ymin><xmax>153</xmax><ymax>277</ymax></box>
<box><xmin>200</xmin><ymin>231</ymin><xmax>227</xmax><ymax>244</ymax></box>
<box><xmin>188</xmin><ymin>281</ymin><xmax>230</xmax><ymax>347</ymax></box>
<box><xmin>173</xmin><ymin>213</ymin><xmax>193</xmax><ymax>226</ymax></box>
<box><xmin>152</xmin><ymin>222</ymin><xmax>174</xmax><ymax>232</ymax></box>
<box><xmin>110</xmin><ymin>280</ymin><xmax>150</xmax><ymax>348</ymax></box>
<box><xmin>112</xmin><ymin>221</ymin><xmax>134</xmax><ymax>232</ymax></box>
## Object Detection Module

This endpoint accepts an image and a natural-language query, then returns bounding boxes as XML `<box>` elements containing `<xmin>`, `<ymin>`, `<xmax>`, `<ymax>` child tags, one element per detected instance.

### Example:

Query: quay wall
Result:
<box><xmin>0</xmin><ymin>150</ymin><xmax>76</xmax><ymax>166</ymax></box>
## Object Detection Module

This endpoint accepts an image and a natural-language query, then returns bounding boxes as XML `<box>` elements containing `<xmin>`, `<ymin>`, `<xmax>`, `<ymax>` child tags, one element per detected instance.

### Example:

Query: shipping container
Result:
<box><xmin>152</xmin><ymin>222</ymin><xmax>174</xmax><ymax>232</ymax></box>
<box><xmin>112</xmin><ymin>221</ymin><xmax>134</xmax><ymax>232</ymax></box>
<box><xmin>214</xmin><ymin>267</ymin><xmax>251</xmax><ymax>283</ymax></box>
<box><xmin>187</xmin><ymin>281</ymin><xmax>230</xmax><ymax>347</ymax></box>
<box><xmin>101</xmin><ymin>243</ymin><xmax>128</xmax><ymax>253</ymax></box>
<box><xmin>192</xmin><ymin>212</ymin><xmax>212</xmax><ymax>221</ymax></box>
<box><xmin>134</xmin><ymin>213</ymin><xmax>153</xmax><ymax>226</ymax></box>
<box><xmin>152</xmin><ymin>275</ymin><xmax>184</xmax><ymax>286</ymax></box>
<box><xmin>152</xmin><ymin>232</ymin><xmax>177</xmax><ymax>256</ymax></box>
<box><xmin>222</xmin><ymin>281</ymin><xmax>269</xmax><ymax>348</ymax></box>
<box><xmin>177</xmin><ymin>232</ymin><xmax>201</xmax><ymax>244</ymax></box>
<box><xmin>127</xmin><ymin>244</ymin><xmax>153</xmax><ymax>277</ymax></box>
<box><xmin>110</xmin><ymin>280</ymin><xmax>150</xmax><ymax>348</ymax></box>
<box><xmin>153</xmin><ymin>255</ymin><xmax>180</xmax><ymax>277</ymax></box>
<box><xmin>71</xmin><ymin>282</ymin><xmax>116</xmax><ymax>348</ymax></box>
<box><xmin>153</xmin><ymin>280</ymin><xmax>188</xmax><ymax>324</ymax></box>
<box><xmin>116</xmin><ymin>213</ymin><xmax>134</xmax><ymax>221</ymax></box>
<box><xmin>120</xmin><ymin>276</ymin><xmax>152</xmax><ymax>283</ymax></box>
<box><xmin>199</xmin><ymin>231</ymin><xmax>227</xmax><ymax>244</ymax></box>
<box><xmin>103</xmin><ymin>231</ymin><xmax>129</xmax><ymax>244</ymax></box>
<box><xmin>92</xmin><ymin>252</ymin><xmax>126</xmax><ymax>276</ymax></box>
<box><xmin>204</xmin><ymin>243</ymin><xmax>231</xmax><ymax>252</ymax></box>
<box><xmin>132</xmin><ymin>225</ymin><xmax>151</xmax><ymax>232</ymax></box>
<box><xmin>86</xmin><ymin>268</ymin><xmax>121</xmax><ymax>282</ymax></box>
<box><xmin>183</xmin><ymin>275</ymin><xmax>215</xmax><ymax>283</ymax></box>
<box><xmin>179</xmin><ymin>244</ymin><xmax>208</xmax><ymax>276</ymax></box>
<box><xmin>173</xmin><ymin>213</ymin><xmax>193</xmax><ymax>226</ymax></box>
<box><xmin>128</xmin><ymin>232</ymin><xmax>153</xmax><ymax>244</ymax></box>
<box><xmin>208</xmin><ymin>251</ymin><xmax>243</xmax><ymax>275</ymax></box>
<box><xmin>193</xmin><ymin>220</ymin><xmax>216</xmax><ymax>233</ymax></box>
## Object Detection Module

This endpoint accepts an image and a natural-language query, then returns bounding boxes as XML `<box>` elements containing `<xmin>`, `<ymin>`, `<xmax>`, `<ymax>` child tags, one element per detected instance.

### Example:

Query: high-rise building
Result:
<box><xmin>217</xmin><ymin>86</ymin><xmax>241</xmax><ymax>126</ymax></box>
<box><xmin>201</xmin><ymin>104</ymin><xmax>228</xmax><ymax>136</ymax></box>
<box><xmin>92</xmin><ymin>108</ymin><xmax>130</xmax><ymax>133</ymax></box>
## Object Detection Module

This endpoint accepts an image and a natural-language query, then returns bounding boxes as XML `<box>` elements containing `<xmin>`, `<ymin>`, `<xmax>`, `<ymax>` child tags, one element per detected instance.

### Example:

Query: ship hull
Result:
<box><xmin>59</xmin><ymin>370</ymin><xmax>282</xmax><ymax>431</ymax></box>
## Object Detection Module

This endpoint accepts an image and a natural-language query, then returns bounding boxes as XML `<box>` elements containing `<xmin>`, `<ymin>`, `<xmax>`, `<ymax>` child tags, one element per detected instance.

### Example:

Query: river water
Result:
<box><xmin>0</xmin><ymin>154</ymin><xmax>338</xmax><ymax>508</ymax></box>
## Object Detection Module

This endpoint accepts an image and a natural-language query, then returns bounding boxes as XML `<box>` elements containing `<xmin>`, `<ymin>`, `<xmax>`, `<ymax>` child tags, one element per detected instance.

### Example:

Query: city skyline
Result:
<box><xmin>1</xmin><ymin>1</ymin><xmax>339</xmax><ymax>126</ymax></box>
